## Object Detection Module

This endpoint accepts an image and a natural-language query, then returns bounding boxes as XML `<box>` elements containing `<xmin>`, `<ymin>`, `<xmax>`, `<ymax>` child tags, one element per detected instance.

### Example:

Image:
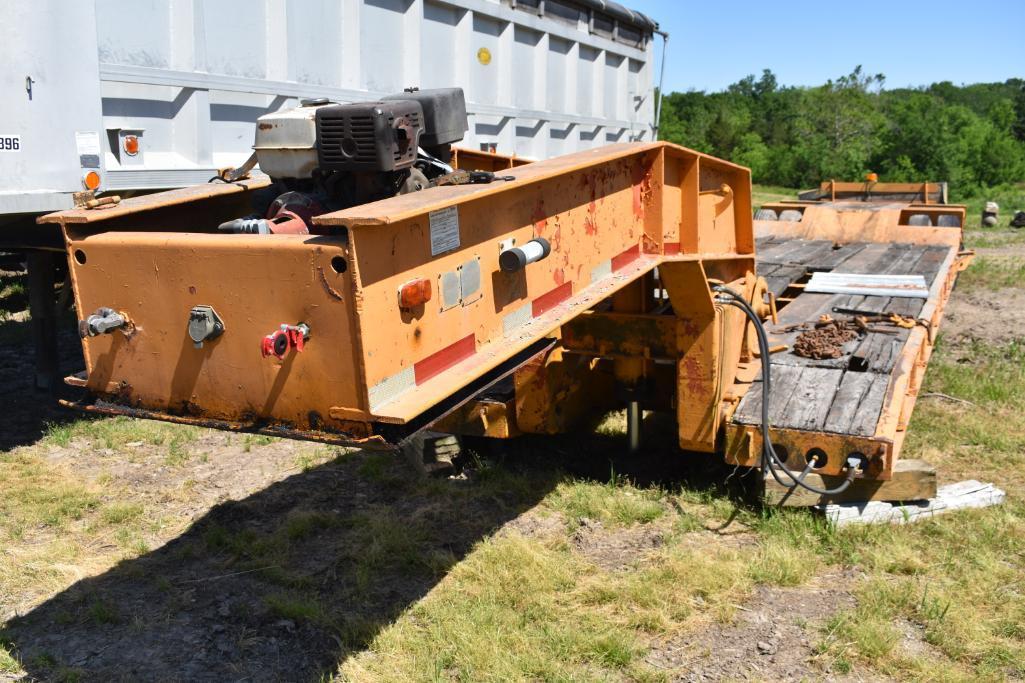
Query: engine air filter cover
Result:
<box><xmin>383</xmin><ymin>88</ymin><xmax>468</xmax><ymax>148</ymax></box>
<box><xmin>315</xmin><ymin>101</ymin><xmax>424</xmax><ymax>172</ymax></box>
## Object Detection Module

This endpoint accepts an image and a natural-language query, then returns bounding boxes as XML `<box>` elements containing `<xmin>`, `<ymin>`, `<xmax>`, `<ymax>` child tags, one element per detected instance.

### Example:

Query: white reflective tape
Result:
<box><xmin>502</xmin><ymin>302</ymin><xmax>532</xmax><ymax>336</ymax></box>
<box><xmin>590</xmin><ymin>259</ymin><xmax>612</xmax><ymax>284</ymax></box>
<box><xmin>368</xmin><ymin>365</ymin><xmax>415</xmax><ymax>410</ymax></box>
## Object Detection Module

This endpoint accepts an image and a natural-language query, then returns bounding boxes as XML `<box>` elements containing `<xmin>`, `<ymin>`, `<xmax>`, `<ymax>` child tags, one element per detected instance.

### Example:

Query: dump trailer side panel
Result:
<box><xmin>0</xmin><ymin>2</ymin><xmax>104</xmax><ymax>216</ymax></box>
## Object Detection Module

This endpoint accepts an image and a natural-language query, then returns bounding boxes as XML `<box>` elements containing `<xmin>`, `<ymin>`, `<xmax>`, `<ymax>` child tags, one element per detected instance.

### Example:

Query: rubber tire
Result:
<box><xmin>754</xmin><ymin>208</ymin><xmax>778</xmax><ymax>221</ymax></box>
<box><xmin>778</xmin><ymin>209</ymin><xmax>803</xmax><ymax>222</ymax></box>
<box><xmin>937</xmin><ymin>215</ymin><xmax>960</xmax><ymax>228</ymax></box>
<box><xmin>907</xmin><ymin>214</ymin><xmax>932</xmax><ymax>227</ymax></box>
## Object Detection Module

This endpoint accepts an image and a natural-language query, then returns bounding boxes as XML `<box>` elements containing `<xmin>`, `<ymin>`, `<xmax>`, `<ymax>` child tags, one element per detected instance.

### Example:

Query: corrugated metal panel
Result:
<box><xmin>2</xmin><ymin>0</ymin><xmax>657</xmax><ymax>209</ymax></box>
<box><xmin>97</xmin><ymin>0</ymin><xmax>657</xmax><ymax>188</ymax></box>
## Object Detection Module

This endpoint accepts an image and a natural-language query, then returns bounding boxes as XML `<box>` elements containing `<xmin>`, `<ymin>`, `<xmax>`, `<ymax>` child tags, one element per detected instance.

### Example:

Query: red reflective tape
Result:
<box><xmin>663</xmin><ymin>242</ymin><xmax>681</xmax><ymax>256</ymax></box>
<box><xmin>413</xmin><ymin>333</ymin><xmax>476</xmax><ymax>385</ymax></box>
<box><xmin>611</xmin><ymin>244</ymin><xmax>640</xmax><ymax>271</ymax></box>
<box><xmin>531</xmin><ymin>281</ymin><xmax>572</xmax><ymax>317</ymax></box>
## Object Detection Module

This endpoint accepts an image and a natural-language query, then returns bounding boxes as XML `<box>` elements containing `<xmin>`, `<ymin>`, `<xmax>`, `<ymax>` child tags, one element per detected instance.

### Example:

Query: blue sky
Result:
<box><xmin>625</xmin><ymin>0</ymin><xmax>1024</xmax><ymax>93</ymax></box>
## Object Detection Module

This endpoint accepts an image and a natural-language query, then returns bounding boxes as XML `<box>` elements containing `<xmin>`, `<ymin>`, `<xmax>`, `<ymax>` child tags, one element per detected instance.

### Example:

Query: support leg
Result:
<box><xmin>27</xmin><ymin>250</ymin><xmax>59</xmax><ymax>392</ymax></box>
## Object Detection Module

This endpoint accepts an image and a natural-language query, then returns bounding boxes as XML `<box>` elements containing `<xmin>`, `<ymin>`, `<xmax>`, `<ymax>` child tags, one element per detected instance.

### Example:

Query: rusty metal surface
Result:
<box><xmin>450</xmin><ymin>148</ymin><xmax>532</xmax><ymax>173</ymax></box>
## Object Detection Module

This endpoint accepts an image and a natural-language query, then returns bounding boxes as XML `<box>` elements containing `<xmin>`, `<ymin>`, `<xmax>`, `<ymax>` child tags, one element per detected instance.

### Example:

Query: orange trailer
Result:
<box><xmin>41</xmin><ymin>104</ymin><xmax>969</xmax><ymax>499</ymax></box>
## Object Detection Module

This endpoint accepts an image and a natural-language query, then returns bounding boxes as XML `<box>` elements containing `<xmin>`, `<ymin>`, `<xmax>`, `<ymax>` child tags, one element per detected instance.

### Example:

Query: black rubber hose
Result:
<box><xmin>713</xmin><ymin>284</ymin><xmax>858</xmax><ymax>496</ymax></box>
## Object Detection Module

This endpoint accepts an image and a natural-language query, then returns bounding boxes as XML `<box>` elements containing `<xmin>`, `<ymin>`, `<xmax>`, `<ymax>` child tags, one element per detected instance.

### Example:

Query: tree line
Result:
<box><xmin>657</xmin><ymin>67</ymin><xmax>1025</xmax><ymax>198</ymax></box>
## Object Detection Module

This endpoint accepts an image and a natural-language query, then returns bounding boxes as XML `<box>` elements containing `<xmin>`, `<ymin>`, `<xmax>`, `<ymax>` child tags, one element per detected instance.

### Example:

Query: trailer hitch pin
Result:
<box><xmin>261</xmin><ymin>323</ymin><xmax>311</xmax><ymax>360</ymax></box>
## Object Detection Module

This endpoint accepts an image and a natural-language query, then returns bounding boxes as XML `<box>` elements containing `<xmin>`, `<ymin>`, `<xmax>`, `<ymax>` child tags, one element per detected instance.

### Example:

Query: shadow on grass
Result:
<box><xmin>2</xmin><ymin>418</ymin><xmax>756</xmax><ymax>682</ymax></box>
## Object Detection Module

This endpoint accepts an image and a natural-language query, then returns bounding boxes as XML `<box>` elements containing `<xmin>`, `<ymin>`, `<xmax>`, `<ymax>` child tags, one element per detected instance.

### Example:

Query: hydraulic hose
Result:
<box><xmin>713</xmin><ymin>284</ymin><xmax>859</xmax><ymax>496</ymax></box>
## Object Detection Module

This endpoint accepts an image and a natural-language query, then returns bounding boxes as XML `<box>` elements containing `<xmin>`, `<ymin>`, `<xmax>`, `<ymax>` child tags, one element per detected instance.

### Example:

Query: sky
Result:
<box><xmin>624</xmin><ymin>0</ymin><xmax>1025</xmax><ymax>93</ymax></box>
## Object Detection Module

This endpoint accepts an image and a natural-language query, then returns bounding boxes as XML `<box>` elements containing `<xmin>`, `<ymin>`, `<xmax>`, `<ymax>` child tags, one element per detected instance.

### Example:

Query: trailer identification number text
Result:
<box><xmin>0</xmin><ymin>135</ymin><xmax>21</xmax><ymax>152</ymax></box>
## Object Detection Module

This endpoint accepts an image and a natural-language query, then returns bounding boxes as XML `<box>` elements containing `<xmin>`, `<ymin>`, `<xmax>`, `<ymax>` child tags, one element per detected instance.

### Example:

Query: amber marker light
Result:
<box><xmin>398</xmin><ymin>278</ymin><xmax>432</xmax><ymax>309</ymax></box>
<box><xmin>123</xmin><ymin>135</ymin><xmax>140</xmax><ymax>156</ymax></box>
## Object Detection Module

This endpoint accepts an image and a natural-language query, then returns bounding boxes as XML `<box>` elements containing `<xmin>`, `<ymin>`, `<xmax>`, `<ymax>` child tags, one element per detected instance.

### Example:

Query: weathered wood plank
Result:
<box><xmin>822</xmin><ymin>371</ymin><xmax>875</xmax><ymax>434</ymax></box>
<box><xmin>765</xmin><ymin>276</ymin><xmax>794</xmax><ymax>298</ymax></box>
<box><xmin>821</xmin><ymin>480</ymin><xmax>1005</xmax><ymax>526</ymax></box>
<box><xmin>848</xmin><ymin>374</ymin><xmax>889</xmax><ymax>436</ymax></box>
<box><xmin>806</xmin><ymin>242</ymin><xmax>868</xmax><ymax>271</ymax></box>
<box><xmin>733</xmin><ymin>364</ymin><xmax>805</xmax><ymax>426</ymax></box>
<box><xmin>781</xmin><ymin>240</ymin><xmax>837</xmax><ymax>268</ymax></box>
<box><xmin>764</xmin><ymin>458</ymin><xmax>938</xmax><ymax>507</ymax></box>
<box><xmin>849</xmin><ymin>329</ymin><xmax>910</xmax><ymax>374</ymax></box>
<box><xmin>775</xmin><ymin>366</ymin><xmax>844</xmax><ymax>431</ymax></box>
<box><xmin>759</xmin><ymin>239</ymin><xmax>832</xmax><ymax>265</ymax></box>
<box><xmin>888</xmin><ymin>246</ymin><xmax>949</xmax><ymax>316</ymax></box>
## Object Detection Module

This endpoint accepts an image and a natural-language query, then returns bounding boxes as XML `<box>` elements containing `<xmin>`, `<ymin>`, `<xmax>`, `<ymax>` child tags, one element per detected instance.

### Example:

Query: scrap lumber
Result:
<box><xmin>764</xmin><ymin>458</ymin><xmax>937</xmax><ymax>507</ymax></box>
<box><xmin>818</xmin><ymin>480</ymin><xmax>1005</xmax><ymax>526</ymax></box>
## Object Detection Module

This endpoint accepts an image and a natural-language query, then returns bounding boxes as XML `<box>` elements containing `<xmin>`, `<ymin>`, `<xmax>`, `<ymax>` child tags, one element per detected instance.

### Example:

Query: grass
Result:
<box><xmin>959</xmin><ymin>183</ymin><xmax>1025</xmax><ymax>231</ymax></box>
<box><xmin>752</xmin><ymin>183</ymin><xmax>801</xmax><ymax>210</ymax></box>
<box><xmin>545</xmin><ymin>474</ymin><xmax>667</xmax><ymax>527</ymax></box>
<box><xmin>956</xmin><ymin>255</ymin><xmax>1025</xmax><ymax>291</ymax></box>
<box><xmin>44</xmin><ymin>417</ymin><xmax>201</xmax><ymax>452</ymax></box>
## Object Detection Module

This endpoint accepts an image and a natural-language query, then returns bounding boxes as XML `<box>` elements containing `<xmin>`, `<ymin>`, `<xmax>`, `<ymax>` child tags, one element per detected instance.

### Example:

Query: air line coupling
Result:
<box><xmin>79</xmin><ymin>307</ymin><xmax>132</xmax><ymax>338</ymax></box>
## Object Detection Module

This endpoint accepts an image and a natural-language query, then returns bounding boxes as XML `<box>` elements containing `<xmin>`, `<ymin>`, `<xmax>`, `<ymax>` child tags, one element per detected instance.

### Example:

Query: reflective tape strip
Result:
<box><xmin>368</xmin><ymin>365</ymin><xmax>415</xmax><ymax>411</ymax></box>
<box><xmin>531</xmin><ymin>281</ymin><xmax>572</xmax><ymax>317</ymax></box>
<box><xmin>413</xmin><ymin>333</ymin><xmax>476</xmax><ymax>385</ymax></box>
<box><xmin>503</xmin><ymin>302</ymin><xmax>532</xmax><ymax>335</ymax></box>
<box><xmin>590</xmin><ymin>259</ymin><xmax>612</xmax><ymax>284</ymax></box>
<box><xmin>612</xmin><ymin>244</ymin><xmax>640</xmax><ymax>271</ymax></box>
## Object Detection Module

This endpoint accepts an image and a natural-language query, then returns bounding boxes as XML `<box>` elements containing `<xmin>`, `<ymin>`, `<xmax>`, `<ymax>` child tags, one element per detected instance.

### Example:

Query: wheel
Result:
<box><xmin>778</xmin><ymin>209</ymin><xmax>803</xmax><ymax>222</ymax></box>
<box><xmin>754</xmin><ymin>208</ymin><xmax>778</xmax><ymax>221</ymax></box>
<box><xmin>937</xmin><ymin>215</ymin><xmax>960</xmax><ymax>228</ymax></box>
<box><xmin>907</xmin><ymin>214</ymin><xmax>932</xmax><ymax>227</ymax></box>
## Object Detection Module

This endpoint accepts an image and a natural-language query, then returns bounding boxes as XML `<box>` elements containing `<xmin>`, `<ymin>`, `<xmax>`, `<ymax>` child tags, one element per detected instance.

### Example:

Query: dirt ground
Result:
<box><xmin>943</xmin><ymin>286</ymin><xmax>1025</xmax><ymax>350</ymax></box>
<box><xmin>645</xmin><ymin>575</ymin><xmax>858</xmax><ymax>682</ymax></box>
<box><xmin>0</xmin><ymin>248</ymin><xmax>1018</xmax><ymax>682</ymax></box>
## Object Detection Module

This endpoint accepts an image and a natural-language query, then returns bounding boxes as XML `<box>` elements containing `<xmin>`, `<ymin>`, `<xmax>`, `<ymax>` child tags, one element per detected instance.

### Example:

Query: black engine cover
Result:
<box><xmin>315</xmin><ymin>100</ymin><xmax>424</xmax><ymax>172</ymax></box>
<box><xmin>383</xmin><ymin>87</ymin><xmax>468</xmax><ymax>148</ymax></box>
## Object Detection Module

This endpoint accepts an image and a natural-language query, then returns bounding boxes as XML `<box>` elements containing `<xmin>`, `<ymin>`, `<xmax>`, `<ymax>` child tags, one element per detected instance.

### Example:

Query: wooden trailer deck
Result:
<box><xmin>724</xmin><ymin>232</ymin><xmax>964</xmax><ymax>482</ymax></box>
<box><xmin>734</xmin><ymin>236</ymin><xmax>948</xmax><ymax>436</ymax></box>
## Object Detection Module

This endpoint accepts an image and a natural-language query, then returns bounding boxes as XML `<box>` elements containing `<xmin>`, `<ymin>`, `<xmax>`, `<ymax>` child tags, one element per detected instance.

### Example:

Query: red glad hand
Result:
<box><xmin>261</xmin><ymin>325</ymin><xmax>309</xmax><ymax>359</ymax></box>
<box><xmin>288</xmin><ymin>327</ymin><xmax>305</xmax><ymax>353</ymax></box>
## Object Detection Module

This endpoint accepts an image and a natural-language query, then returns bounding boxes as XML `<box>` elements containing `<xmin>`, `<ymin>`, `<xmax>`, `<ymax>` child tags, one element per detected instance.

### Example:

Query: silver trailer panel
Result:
<box><xmin>1</xmin><ymin>0</ymin><xmax>657</xmax><ymax>215</ymax></box>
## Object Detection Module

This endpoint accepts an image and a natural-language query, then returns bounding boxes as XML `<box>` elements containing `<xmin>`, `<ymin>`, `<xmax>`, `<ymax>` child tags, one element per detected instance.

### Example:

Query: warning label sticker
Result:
<box><xmin>429</xmin><ymin>206</ymin><xmax>460</xmax><ymax>256</ymax></box>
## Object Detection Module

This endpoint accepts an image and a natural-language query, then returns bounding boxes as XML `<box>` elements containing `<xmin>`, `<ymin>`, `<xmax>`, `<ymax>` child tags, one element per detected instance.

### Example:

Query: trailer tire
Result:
<box><xmin>907</xmin><ymin>213</ymin><xmax>932</xmax><ymax>226</ymax></box>
<box><xmin>754</xmin><ymin>209</ymin><xmax>778</xmax><ymax>221</ymax></box>
<box><xmin>936</xmin><ymin>214</ymin><xmax>960</xmax><ymax>228</ymax></box>
<box><xmin>778</xmin><ymin>209</ymin><xmax>803</xmax><ymax>222</ymax></box>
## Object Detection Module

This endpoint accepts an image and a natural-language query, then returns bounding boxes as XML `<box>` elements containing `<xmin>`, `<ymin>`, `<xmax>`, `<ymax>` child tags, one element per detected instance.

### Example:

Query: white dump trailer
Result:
<box><xmin>0</xmin><ymin>0</ymin><xmax>659</xmax><ymax>218</ymax></box>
